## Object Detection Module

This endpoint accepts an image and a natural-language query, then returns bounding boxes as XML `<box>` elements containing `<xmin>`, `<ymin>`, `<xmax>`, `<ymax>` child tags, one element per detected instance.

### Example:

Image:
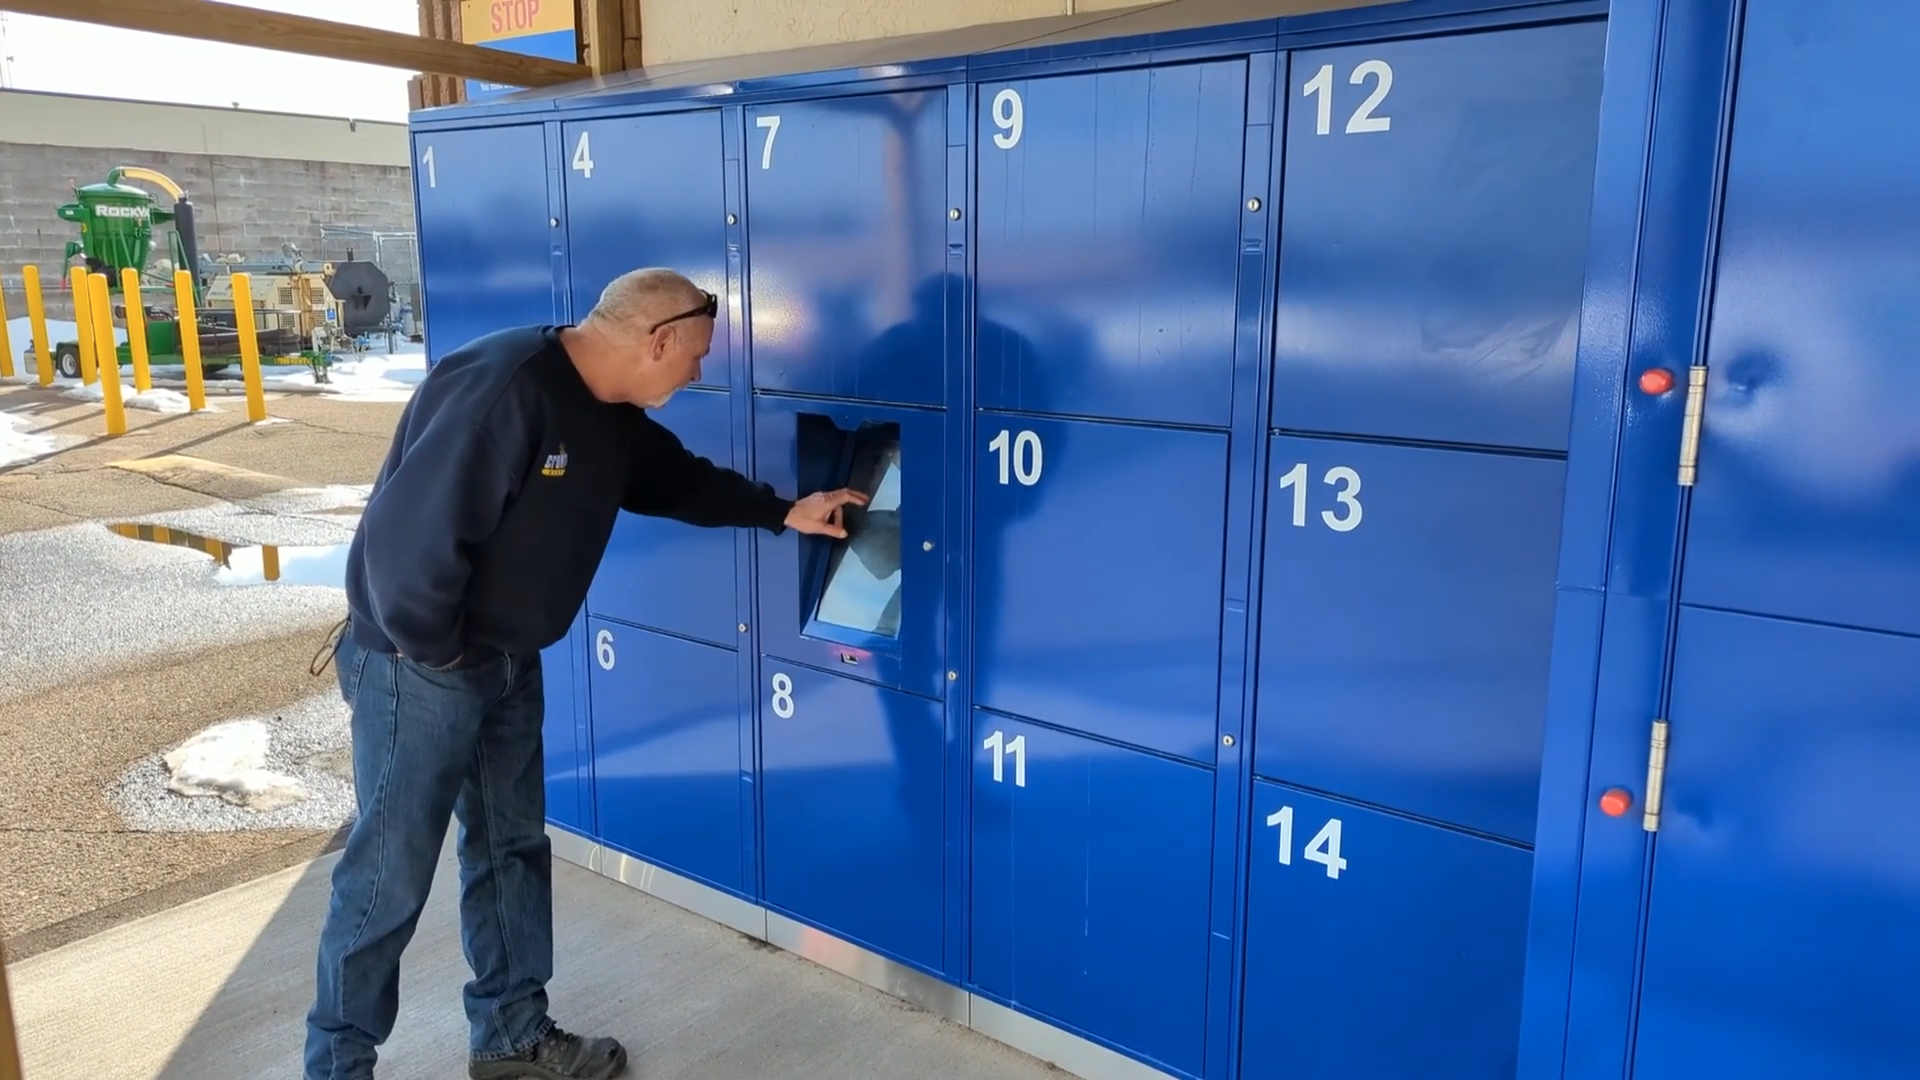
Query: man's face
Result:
<box><xmin>620</xmin><ymin>303</ymin><xmax>713</xmax><ymax>409</ymax></box>
<box><xmin>641</xmin><ymin>316</ymin><xmax>711</xmax><ymax>408</ymax></box>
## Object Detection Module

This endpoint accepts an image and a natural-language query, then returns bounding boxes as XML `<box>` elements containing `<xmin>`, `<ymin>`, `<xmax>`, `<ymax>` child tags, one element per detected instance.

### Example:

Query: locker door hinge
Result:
<box><xmin>1642</xmin><ymin>719</ymin><xmax>1670</xmax><ymax>833</ymax></box>
<box><xmin>1676</xmin><ymin>365</ymin><xmax>1709</xmax><ymax>487</ymax></box>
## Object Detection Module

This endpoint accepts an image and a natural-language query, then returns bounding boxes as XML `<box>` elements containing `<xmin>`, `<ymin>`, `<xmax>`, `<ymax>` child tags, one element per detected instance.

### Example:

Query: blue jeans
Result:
<box><xmin>304</xmin><ymin>631</ymin><xmax>555</xmax><ymax>1080</ymax></box>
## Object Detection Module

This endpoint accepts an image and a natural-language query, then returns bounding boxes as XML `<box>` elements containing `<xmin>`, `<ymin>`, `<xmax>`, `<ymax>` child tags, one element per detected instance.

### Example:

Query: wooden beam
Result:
<box><xmin>619</xmin><ymin>0</ymin><xmax>643</xmax><ymax>71</ymax></box>
<box><xmin>0</xmin><ymin>0</ymin><xmax>590</xmax><ymax>88</ymax></box>
<box><xmin>580</xmin><ymin>0</ymin><xmax>625</xmax><ymax>76</ymax></box>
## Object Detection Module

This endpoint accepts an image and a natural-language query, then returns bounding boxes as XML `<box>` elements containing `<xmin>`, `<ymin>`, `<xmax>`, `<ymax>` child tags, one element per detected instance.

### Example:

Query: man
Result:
<box><xmin>305</xmin><ymin>267</ymin><xmax>867</xmax><ymax>1080</ymax></box>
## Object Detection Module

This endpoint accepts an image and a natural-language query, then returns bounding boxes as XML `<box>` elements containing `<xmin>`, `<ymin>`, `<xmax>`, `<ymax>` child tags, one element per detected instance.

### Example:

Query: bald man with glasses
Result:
<box><xmin>305</xmin><ymin>268</ymin><xmax>865</xmax><ymax>1080</ymax></box>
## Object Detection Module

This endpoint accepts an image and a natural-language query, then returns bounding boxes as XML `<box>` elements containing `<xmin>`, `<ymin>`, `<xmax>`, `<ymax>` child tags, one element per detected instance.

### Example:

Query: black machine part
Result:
<box><xmin>325</xmin><ymin>260</ymin><xmax>393</xmax><ymax>336</ymax></box>
<box><xmin>173</xmin><ymin>199</ymin><xmax>201</xmax><ymax>290</ymax></box>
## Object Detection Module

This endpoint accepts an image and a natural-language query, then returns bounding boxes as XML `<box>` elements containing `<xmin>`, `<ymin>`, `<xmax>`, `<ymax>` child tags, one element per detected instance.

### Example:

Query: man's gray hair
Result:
<box><xmin>582</xmin><ymin>267</ymin><xmax>705</xmax><ymax>337</ymax></box>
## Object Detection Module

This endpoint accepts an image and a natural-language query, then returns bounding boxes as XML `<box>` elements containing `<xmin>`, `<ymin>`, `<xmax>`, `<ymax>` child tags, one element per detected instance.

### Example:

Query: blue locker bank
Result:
<box><xmin>408</xmin><ymin>1</ymin><xmax>1920</xmax><ymax>1076</ymax></box>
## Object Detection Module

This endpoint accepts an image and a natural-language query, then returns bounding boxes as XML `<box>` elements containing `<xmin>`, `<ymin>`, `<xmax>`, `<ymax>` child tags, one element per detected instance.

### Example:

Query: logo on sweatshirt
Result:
<box><xmin>541</xmin><ymin>444</ymin><xmax>568</xmax><ymax>478</ymax></box>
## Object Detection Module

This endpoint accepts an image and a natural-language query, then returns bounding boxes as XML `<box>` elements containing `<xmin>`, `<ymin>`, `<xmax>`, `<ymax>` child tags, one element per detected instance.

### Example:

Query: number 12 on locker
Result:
<box><xmin>1268</xmin><ymin>804</ymin><xmax>1348</xmax><ymax>879</ymax></box>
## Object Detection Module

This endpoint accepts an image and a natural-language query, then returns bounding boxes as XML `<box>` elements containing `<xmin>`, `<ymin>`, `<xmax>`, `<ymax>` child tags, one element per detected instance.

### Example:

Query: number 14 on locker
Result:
<box><xmin>1268</xmin><ymin>804</ymin><xmax>1348</xmax><ymax>879</ymax></box>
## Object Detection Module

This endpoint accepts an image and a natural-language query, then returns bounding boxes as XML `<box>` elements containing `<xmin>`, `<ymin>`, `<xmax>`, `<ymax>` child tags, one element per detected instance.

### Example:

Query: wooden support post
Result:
<box><xmin>620</xmin><ymin>0</ymin><xmax>643</xmax><ymax>70</ymax></box>
<box><xmin>581</xmin><ymin>0</ymin><xmax>625</xmax><ymax>75</ymax></box>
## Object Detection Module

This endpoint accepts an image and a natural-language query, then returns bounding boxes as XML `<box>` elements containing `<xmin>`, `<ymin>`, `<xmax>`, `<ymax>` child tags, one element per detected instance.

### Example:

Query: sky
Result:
<box><xmin>0</xmin><ymin>0</ymin><xmax>422</xmax><ymax>123</ymax></box>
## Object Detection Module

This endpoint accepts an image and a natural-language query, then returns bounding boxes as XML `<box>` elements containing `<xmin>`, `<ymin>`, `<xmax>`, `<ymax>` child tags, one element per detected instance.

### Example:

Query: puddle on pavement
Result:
<box><xmin>106</xmin><ymin>522</ymin><xmax>349</xmax><ymax>587</ymax></box>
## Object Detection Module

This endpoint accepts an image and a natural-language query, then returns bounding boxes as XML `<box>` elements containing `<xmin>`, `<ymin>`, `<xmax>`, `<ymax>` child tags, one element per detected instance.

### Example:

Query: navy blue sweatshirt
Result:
<box><xmin>344</xmin><ymin>325</ymin><xmax>791</xmax><ymax>668</ymax></box>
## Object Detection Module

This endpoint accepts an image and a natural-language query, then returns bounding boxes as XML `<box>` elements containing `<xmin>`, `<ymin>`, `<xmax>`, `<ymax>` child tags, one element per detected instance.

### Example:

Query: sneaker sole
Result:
<box><xmin>467</xmin><ymin>1044</ymin><xmax>628</xmax><ymax>1080</ymax></box>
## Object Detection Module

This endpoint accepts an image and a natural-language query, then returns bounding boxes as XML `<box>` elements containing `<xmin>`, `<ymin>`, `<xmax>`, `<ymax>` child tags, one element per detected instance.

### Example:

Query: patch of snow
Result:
<box><xmin>108</xmin><ymin>693</ymin><xmax>357</xmax><ymax>833</ymax></box>
<box><xmin>0</xmin><ymin>410</ymin><xmax>60</xmax><ymax>467</ymax></box>
<box><xmin>58</xmin><ymin>381</ymin><xmax>202</xmax><ymax>413</ymax></box>
<box><xmin>259</xmin><ymin>345</ymin><xmax>426</xmax><ymax>403</ymax></box>
<box><xmin>161</xmin><ymin>719</ymin><xmax>310</xmax><ymax>812</ymax></box>
<box><xmin>129</xmin><ymin>387</ymin><xmax>196</xmax><ymax>413</ymax></box>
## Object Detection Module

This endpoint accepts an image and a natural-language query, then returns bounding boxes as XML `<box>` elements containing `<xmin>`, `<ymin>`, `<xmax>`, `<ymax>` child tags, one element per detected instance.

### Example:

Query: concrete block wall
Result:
<box><xmin>0</xmin><ymin>142</ymin><xmax>412</xmax><ymax>321</ymax></box>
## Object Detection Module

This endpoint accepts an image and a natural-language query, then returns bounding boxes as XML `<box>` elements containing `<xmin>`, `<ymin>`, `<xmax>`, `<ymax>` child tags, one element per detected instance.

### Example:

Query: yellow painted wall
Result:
<box><xmin>641</xmin><ymin>0</ymin><xmax>1150</xmax><ymax>65</ymax></box>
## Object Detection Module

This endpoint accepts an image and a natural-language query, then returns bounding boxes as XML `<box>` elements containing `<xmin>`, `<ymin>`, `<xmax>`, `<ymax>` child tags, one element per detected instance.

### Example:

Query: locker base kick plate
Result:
<box><xmin>548</xmin><ymin>825</ymin><xmax>1178</xmax><ymax>1080</ymax></box>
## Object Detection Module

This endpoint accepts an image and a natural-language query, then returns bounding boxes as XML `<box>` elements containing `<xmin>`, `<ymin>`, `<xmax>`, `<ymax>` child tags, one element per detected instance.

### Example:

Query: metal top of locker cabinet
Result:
<box><xmin>407</xmin><ymin>0</ymin><xmax>1584</xmax><ymax>127</ymax></box>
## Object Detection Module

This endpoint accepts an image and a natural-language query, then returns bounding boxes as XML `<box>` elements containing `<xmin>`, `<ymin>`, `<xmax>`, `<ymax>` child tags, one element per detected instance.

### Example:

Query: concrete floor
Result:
<box><xmin>9</xmin><ymin>833</ymin><xmax>1068</xmax><ymax>1080</ymax></box>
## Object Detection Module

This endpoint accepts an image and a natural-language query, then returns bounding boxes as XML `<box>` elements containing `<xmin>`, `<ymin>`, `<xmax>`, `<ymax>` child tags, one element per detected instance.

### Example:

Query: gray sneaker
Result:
<box><xmin>468</xmin><ymin>1026</ymin><xmax>628</xmax><ymax>1080</ymax></box>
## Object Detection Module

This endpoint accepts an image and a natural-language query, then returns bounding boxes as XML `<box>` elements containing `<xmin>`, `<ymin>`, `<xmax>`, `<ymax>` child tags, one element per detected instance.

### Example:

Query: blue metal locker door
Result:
<box><xmin>411</xmin><ymin>125</ymin><xmax>555</xmax><ymax>367</ymax></box>
<box><xmin>1246</xmin><ymin>19</ymin><xmax>1607</xmax><ymax>1079</ymax></box>
<box><xmin>973</xmin><ymin>416</ymin><xmax>1229</xmax><ymax>763</ymax></box>
<box><xmin>759</xmin><ymin>662</ymin><xmax>945</xmax><ymax>971</ymax></box>
<box><xmin>586</xmin><ymin>387</ymin><xmax>740</xmax><ymax>646</ymax></box>
<box><xmin>742</xmin><ymin>91</ymin><xmax>948</xmax><ymax>406</ymax></box>
<box><xmin>561</xmin><ymin>111</ymin><xmax>729</xmax><ymax>389</ymax></box>
<box><xmin>1241</xmin><ymin>780</ymin><xmax>1533</xmax><ymax>1079</ymax></box>
<box><xmin>969</xmin><ymin>714</ymin><xmax>1213</xmax><ymax>1077</ymax></box>
<box><xmin>1630</xmin><ymin>7</ymin><xmax>1920</xmax><ymax>1076</ymax></box>
<box><xmin>975</xmin><ymin>60</ymin><xmax>1246</xmax><ymax>428</ymax></box>
<box><xmin>585</xmin><ymin>617</ymin><xmax>746</xmax><ymax>895</ymax></box>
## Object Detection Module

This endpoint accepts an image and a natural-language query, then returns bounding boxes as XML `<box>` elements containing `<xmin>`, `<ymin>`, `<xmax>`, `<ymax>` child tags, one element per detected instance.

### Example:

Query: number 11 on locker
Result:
<box><xmin>983</xmin><ymin>729</ymin><xmax>1026</xmax><ymax>787</ymax></box>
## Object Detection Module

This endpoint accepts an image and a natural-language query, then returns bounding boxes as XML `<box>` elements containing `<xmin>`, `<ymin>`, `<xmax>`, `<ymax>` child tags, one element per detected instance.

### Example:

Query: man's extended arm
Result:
<box><xmin>622</xmin><ymin>412</ymin><xmax>793</xmax><ymax>531</ymax></box>
<box><xmin>359</xmin><ymin>410</ymin><xmax>525</xmax><ymax>667</ymax></box>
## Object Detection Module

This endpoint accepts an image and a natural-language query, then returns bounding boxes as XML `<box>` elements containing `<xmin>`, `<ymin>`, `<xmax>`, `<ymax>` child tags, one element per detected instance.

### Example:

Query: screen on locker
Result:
<box><xmin>812</xmin><ymin>439</ymin><xmax>903</xmax><ymax>638</ymax></box>
<box><xmin>758</xmin><ymin>401</ymin><xmax>940</xmax><ymax>698</ymax></box>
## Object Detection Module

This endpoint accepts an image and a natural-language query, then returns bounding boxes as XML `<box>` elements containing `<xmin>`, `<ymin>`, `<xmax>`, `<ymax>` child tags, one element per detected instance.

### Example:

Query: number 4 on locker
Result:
<box><xmin>1268</xmin><ymin>804</ymin><xmax>1348</xmax><ymax>879</ymax></box>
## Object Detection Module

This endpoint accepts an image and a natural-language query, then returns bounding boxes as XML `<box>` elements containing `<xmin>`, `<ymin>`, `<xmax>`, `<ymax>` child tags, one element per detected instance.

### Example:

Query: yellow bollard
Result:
<box><xmin>0</xmin><ymin>279</ymin><xmax>13</xmax><ymax>380</ymax></box>
<box><xmin>174</xmin><ymin>269</ymin><xmax>206</xmax><ymax>411</ymax></box>
<box><xmin>230</xmin><ymin>272</ymin><xmax>268</xmax><ymax>423</ymax></box>
<box><xmin>71</xmin><ymin>267</ymin><xmax>98</xmax><ymax>384</ymax></box>
<box><xmin>23</xmin><ymin>266</ymin><xmax>53</xmax><ymax>386</ymax></box>
<box><xmin>88</xmin><ymin>272</ymin><xmax>127</xmax><ymax>436</ymax></box>
<box><xmin>262</xmin><ymin>544</ymin><xmax>282</xmax><ymax>582</ymax></box>
<box><xmin>120</xmin><ymin>267</ymin><xmax>152</xmax><ymax>393</ymax></box>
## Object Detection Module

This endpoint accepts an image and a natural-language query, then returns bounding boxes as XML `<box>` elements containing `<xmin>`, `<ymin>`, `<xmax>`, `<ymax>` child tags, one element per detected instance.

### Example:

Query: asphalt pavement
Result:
<box><xmin>0</xmin><ymin>384</ymin><xmax>399</xmax><ymax>957</ymax></box>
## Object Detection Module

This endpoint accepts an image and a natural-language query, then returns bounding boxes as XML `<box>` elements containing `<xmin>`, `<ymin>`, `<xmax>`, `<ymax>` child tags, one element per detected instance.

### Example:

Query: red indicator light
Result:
<box><xmin>1639</xmin><ymin>368</ymin><xmax>1676</xmax><ymax>395</ymax></box>
<box><xmin>1600</xmin><ymin>788</ymin><xmax>1634</xmax><ymax>817</ymax></box>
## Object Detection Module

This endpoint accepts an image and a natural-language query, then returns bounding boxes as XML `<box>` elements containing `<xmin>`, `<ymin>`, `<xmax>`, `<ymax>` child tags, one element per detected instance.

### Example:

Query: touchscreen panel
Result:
<box><xmin>812</xmin><ymin>440</ymin><xmax>903</xmax><ymax>637</ymax></box>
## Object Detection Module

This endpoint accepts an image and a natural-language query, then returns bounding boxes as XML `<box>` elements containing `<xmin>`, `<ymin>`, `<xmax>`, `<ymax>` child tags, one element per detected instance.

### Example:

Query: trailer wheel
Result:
<box><xmin>54</xmin><ymin>345</ymin><xmax>82</xmax><ymax>380</ymax></box>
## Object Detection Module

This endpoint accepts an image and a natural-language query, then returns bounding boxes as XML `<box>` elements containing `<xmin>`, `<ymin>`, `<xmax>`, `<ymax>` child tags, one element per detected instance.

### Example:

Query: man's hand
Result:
<box><xmin>785</xmin><ymin>488</ymin><xmax>870</xmax><ymax>539</ymax></box>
